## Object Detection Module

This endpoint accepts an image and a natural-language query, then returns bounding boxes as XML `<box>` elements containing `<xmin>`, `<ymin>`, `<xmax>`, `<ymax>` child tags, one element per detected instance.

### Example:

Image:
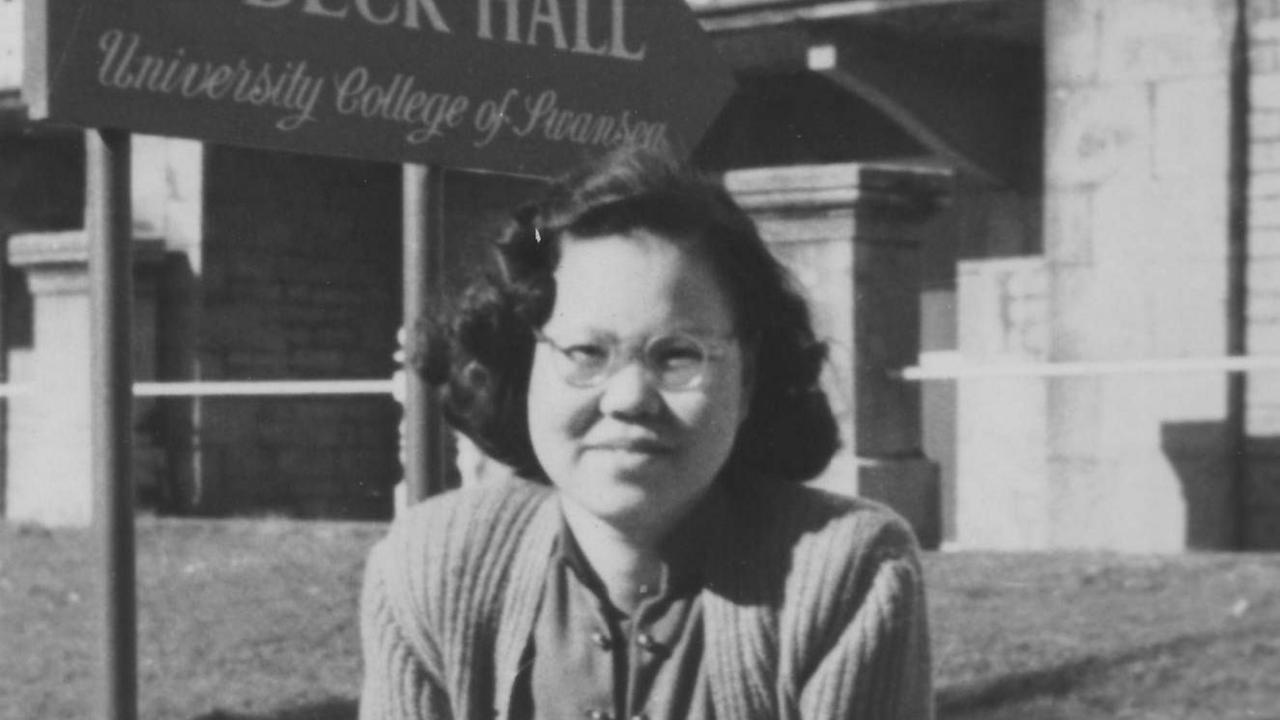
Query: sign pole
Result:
<box><xmin>88</xmin><ymin>127</ymin><xmax>137</xmax><ymax>720</ymax></box>
<box><xmin>402</xmin><ymin>163</ymin><xmax>450</xmax><ymax>503</ymax></box>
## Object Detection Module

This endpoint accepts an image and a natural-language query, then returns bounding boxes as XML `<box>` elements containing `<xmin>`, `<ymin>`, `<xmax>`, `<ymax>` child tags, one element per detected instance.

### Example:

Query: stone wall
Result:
<box><xmin>0</xmin><ymin>0</ymin><xmax>19</xmax><ymax>90</ymax></box>
<box><xmin>0</xmin><ymin>131</ymin><xmax>82</xmax><ymax>523</ymax></box>
<box><xmin>3</xmin><ymin>231</ymin><xmax>164</xmax><ymax>526</ymax></box>
<box><xmin>954</xmin><ymin>257</ymin><xmax>1050</xmax><ymax>549</ymax></box>
<box><xmin>920</xmin><ymin>175</ymin><xmax>1043</xmax><ymax>544</ymax></box>
<box><xmin>727</xmin><ymin>162</ymin><xmax>949</xmax><ymax>548</ymax></box>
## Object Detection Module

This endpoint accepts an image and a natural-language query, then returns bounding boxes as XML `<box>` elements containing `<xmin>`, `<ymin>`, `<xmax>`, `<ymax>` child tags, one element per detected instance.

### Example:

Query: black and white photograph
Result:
<box><xmin>1</xmin><ymin>1</ymin><xmax>1277</xmax><ymax>718</ymax></box>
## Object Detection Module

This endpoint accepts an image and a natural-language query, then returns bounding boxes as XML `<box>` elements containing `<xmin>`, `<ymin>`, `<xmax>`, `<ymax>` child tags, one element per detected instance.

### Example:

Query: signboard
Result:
<box><xmin>23</xmin><ymin>0</ymin><xmax>735</xmax><ymax>176</ymax></box>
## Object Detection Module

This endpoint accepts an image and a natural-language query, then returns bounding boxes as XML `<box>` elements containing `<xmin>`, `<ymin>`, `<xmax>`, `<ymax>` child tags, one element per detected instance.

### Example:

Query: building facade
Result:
<box><xmin>1</xmin><ymin>0</ymin><xmax>1277</xmax><ymax>550</ymax></box>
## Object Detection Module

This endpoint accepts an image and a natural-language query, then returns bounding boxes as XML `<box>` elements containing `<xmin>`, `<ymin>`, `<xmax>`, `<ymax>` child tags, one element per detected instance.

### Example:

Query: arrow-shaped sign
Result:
<box><xmin>24</xmin><ymin>0</ymin><xmax>736</xmax><ymax>176</ymax></box>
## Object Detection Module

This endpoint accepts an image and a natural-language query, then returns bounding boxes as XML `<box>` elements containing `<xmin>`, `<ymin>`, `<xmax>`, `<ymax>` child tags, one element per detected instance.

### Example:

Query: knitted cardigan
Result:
<box><xmin>358</xmin><ymin>474</ymin><xmax>934</xmax><ymax>720</ymax></box>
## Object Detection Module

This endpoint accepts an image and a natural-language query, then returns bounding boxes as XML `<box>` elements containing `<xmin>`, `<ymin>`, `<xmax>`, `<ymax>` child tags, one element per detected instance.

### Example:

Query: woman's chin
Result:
<box><xmin>550</xmin><ymin>452</ymin><xmax>709</xmax><ymax>534</ymax></box>
<box><xmin>578</xmin><ymin>483</ymin><xmax>659</xmax><ymax>518</ymax></box>
<box><xmin>564</xmin><ymin>478</ymin><xmax>673</xmax><ymax>529</ymax></box>
<box><xmin>576</xmin><ymin>450</ymin><xmax>672</xmax><ymax>488</ymax></box>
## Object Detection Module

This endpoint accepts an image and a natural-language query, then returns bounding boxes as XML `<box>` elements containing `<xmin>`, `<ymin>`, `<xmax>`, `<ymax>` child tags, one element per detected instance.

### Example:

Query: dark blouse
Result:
<box><xmin>517</xmin><ymin>490</ymin><xmax>727</xmax><ymax>720</ymax></box>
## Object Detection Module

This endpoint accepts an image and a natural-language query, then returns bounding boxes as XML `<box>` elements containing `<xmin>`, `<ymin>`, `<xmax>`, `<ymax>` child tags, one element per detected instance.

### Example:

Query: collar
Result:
<box><xmin>551</xmin><ymin>483</ymin><xmax>729</xmax><ymax>599</ymax></box>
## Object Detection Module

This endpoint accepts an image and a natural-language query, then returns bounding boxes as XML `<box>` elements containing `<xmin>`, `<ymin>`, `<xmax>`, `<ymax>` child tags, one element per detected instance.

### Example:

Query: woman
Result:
<box><xmin>359</xmin><ymin>149</ymin><xmax>933</xmax><ymax>720</ymax></box>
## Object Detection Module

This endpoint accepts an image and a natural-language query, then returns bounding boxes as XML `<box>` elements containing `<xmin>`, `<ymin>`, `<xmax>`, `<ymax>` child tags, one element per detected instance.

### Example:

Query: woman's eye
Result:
<box><xmin>651</xmin><ymin>341</ymin><xmax>703</xmax><ymax>370</ymax></box>
<box><xmin>563</xmin><ymin>344</ymin><xmax>609</xmax><ymax>367</ymax></box>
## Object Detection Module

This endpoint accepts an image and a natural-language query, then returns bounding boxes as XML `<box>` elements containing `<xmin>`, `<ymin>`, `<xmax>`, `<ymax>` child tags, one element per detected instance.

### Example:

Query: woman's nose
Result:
<box><xmin>598</xmin><ymin>360</ymin><xmax>662</xmax><ymax>418</ymax></box>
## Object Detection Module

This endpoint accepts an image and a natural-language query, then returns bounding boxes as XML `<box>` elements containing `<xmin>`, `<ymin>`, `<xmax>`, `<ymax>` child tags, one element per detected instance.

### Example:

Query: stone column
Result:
<box><xmin>954</xmin><ymin>257</ymin><xmax>1050</xmax><ymax>549</ymax></box>
<box><xmin>726</xmin><ymin>163</ymin><xmax>949</xmax><ymax>548</ymax></box>
<box><xmin>1044</xmin><ymin>0</ymin><xmax>1237</xmax><ymax>550</ymax></box>
<box><xmin>5</xmin><ymin>231</ymin><xmax>164</xmax><ymax>526</ymax></box>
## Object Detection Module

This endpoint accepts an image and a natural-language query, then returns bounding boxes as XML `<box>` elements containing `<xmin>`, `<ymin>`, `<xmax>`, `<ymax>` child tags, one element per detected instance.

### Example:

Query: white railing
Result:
<box><xmin>1</xmin><ymin>355</ymin><xmax>1279</xmax><ymax>397</ymax></box>
<box><xmin>895</xmin><ymin>354</ymin><xmax>1280</xmax><ymax>381</ymax></box>
<box><xmin>132</xmin><ymin>379</ymin><xmax>396</xmax><ymax>397</ymax></box>
<box><xmin>0</xmin><ymin>379</ymin><xmax>398</xmax><ymax>398</ymax></box>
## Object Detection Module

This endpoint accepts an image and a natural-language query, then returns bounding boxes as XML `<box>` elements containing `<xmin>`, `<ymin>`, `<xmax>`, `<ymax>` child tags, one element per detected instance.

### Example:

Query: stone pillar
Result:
<box><xmin>726</xmin><ymin>163</ymin><xmax>950</xmax><ymax>548</ymax></box>
<box><xmin>0</xmin><ymin>0</ymin><xmax>19</xmax><ymax>90</ymax></box>
<box><xmin>5</xmin><ymin>231</ymin><xmax>164</xmax><ymax>526</ymax></box>
<box><xmin>954</xmin><ymin>257</ymin><xmax>1051</xmax><ymax>549</ymax></box>
<box><xmin>1044</xmin><ymin>0</ymin><xmax>1237</xmax><ymax>550</ymax></box>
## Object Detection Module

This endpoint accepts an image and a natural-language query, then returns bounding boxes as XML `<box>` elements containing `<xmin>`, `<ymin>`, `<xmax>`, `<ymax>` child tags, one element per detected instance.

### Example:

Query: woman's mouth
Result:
<box><xmin>587</xmin><ymin>438</ymin><xmax>674</xmax><ymax>455</ymax></box>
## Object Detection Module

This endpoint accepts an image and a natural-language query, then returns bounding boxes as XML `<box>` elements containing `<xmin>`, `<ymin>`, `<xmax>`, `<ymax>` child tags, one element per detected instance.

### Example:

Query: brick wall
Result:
<box><xmin>192</xmin><ymin>147</ymin><xmax>401</xmax><ymax>518</ymax></box>
<box><xmin>0</xmin><ymin>134</ymin><xmax>84</xmax><ymax>235</ymax></box>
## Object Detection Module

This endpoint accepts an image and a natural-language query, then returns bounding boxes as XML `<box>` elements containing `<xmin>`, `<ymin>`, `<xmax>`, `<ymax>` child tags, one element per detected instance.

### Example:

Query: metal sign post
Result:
<box><xmin>87</xmin><ymin>127</ymin><xmax>136</xmax><ymax>720</ymax></box>
<box><xmin>402</xmin><ymin>164</ymin><xmax>452</xmax><ymax>503</ymax></box>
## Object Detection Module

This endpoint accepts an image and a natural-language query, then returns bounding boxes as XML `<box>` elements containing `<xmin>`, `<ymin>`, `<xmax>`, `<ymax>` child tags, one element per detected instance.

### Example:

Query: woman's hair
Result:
<box><xmin>413</xmin><ymin>147</ymin><xmax>840</xmax><ymax>484</ymax></box>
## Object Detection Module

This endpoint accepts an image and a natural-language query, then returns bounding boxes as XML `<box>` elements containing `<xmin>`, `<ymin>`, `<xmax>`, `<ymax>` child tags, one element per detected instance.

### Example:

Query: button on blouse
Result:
<box><xmin>517</xmin><ymin>488</ymin><xmax>726</xmax><ymax>720</ymax></box>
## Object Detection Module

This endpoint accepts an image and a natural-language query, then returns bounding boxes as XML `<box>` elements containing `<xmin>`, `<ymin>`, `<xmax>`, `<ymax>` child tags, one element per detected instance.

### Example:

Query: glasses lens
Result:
<box><xmin>555</xmin><ymin>340</ymin><xmax>613</xmax><ymax>386</ymax></box>
<box><xmin>647</xmin><ymin>334</ymin><xmax>707</xmax><ymax>390</ymax></box>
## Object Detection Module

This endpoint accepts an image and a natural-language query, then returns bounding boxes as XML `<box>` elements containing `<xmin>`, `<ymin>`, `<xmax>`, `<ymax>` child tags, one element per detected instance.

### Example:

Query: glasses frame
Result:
<box><xmin>533</xmin><ymin>328</ymin><xmax>737</xmax><ymax>392</ymax></box>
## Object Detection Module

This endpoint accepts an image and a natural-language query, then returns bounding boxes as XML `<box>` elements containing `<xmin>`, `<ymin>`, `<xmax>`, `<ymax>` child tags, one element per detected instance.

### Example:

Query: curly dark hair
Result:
<box><xmin>414</xmin><ymin>147</ymin><xmax>839</xmax><ymax>484</ymax></box>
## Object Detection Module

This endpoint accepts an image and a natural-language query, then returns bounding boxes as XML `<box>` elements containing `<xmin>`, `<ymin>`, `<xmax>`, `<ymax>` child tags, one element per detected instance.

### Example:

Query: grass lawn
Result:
<box><xmin>2</xmin><ymin>517</ymin><xmax>1278</xmax><ymax>720</ymax></box>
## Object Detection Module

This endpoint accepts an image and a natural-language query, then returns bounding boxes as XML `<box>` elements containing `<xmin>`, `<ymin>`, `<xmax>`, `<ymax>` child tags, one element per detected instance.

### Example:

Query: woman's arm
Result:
<box><xmin>798</xmin><ymin>527</ymin><xmax>934</xmax><ymax>720</ymax></box>
<box><xmin>358</xmin><ymin>540</ymin><xmax>454</xmax><ymax>720</ymax></box>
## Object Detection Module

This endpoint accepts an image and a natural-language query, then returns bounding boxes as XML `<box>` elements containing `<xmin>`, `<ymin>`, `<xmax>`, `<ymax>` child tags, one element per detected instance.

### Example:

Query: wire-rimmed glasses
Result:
<box><xmin>534</xmin><ymin>329</ymin><xmax>736</xmax><ymax>392</ymax></box>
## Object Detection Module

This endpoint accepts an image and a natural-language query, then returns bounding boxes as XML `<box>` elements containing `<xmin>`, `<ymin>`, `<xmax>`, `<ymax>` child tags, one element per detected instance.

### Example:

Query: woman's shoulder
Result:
<box><xmin>706</xmin><ymin>478</ymin><xmax>923</xmax><ymax>635</ymax></box>
<box><xmin>371</xmin><ymin>474</ymin><xmax>555</xmax><ymax>584</ymax></box>
<box><xmin>388</xmin><ymin>473</ymin><xmax>553</xmax><ymax>544</ymax></box>
<box><xmin>732</xmin><ymin>479</ymin><xmax>924</xmax><ymax>623</ymax></box>
<box><xmin>732</xmin><ymin>478</ymin><xmax>919</xmax><ymax>559</ymax></box>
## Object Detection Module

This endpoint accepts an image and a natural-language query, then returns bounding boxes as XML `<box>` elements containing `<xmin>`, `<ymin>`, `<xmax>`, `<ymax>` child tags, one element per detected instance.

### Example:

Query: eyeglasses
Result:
<box><xmin>534</xmin><ymin>329</ymin><xmax>736</xmax><ymax>391</ymax></box>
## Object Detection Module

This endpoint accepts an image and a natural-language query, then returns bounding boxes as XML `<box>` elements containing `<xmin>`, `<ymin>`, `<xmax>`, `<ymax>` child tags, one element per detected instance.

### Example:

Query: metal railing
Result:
<box><xmin>895</xmin><ymin>354</ymin><xmax>1280</xmax><ymax>381</ymax></box>
<box><xmin>131</xmin><ymin>379</ymin><xmax>397</xmax><ymax>397</ymax></box>
<box><xmin>0</xmin><ymin>379</ymin><xmax>398</xmax><ymax>398</ymax></box>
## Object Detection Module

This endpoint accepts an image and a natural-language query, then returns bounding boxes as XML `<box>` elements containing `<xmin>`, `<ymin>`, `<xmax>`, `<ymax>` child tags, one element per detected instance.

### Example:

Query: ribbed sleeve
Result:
<box><xmin>356</xmin><ymin>477</ymin><xmax>556</xmax><ymax>720</ymax></box>
<box><xmin>358</xmin><ymin>540</ymin><xmax>453</xmax><ymax>720</ymax></box>
<box><xmin>796</xmin><ymin>523</ymin><xmax>933</xmax><ymax>720</ymax></box>
<box><xmin>704</xmin><ymin>482</ymin><xmax>934</xmax><ymax>720</ymax></box>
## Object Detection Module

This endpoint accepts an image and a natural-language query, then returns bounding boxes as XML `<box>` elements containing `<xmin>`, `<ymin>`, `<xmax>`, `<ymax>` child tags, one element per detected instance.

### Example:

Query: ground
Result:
<box><xmin>1</xmin><ymin>518</ymin><xmax>1278</xmax><ymax>719</ymax></box>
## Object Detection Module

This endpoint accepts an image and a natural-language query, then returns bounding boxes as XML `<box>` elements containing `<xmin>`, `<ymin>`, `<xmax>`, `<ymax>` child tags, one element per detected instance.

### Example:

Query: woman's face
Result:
<box><xmin>527</xmin><ymin>229</ymin><xmax>751</xmax><ymax>540</ymax></box>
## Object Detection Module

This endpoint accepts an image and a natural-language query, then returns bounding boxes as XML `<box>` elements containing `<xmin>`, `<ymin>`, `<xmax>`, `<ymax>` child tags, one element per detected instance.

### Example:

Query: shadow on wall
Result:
<box><xmin>1240</xmin><ymin>429</ymin><xmax>1280</xmax><ymax>549</ymax></box>
<box><xmin>192</xmin><ymin>698</ymin><xmax>356</xmax><ymax>720</ymax></box>
<box><xmin>1160</xmin><ymin>420</ymin><xmax>1279</xmax><ymax>550</ymax></box>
